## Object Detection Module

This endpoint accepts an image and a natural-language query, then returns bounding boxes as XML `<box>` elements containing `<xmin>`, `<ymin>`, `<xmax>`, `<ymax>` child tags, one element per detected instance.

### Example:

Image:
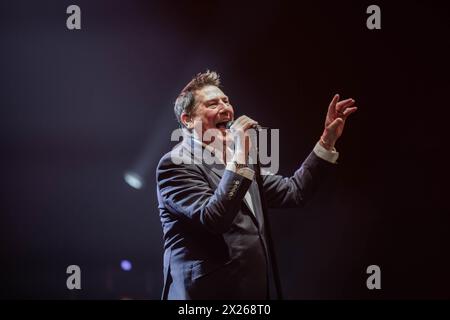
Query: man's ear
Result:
<box><xmin>180</xmin><ymin>112</ymin><xmax>192</xmax><ymax>129</ymax></box>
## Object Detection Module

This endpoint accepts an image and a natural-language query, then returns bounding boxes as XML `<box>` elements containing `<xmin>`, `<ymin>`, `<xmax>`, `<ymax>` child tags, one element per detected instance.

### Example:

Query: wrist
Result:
<box><xmin>319</xmin><ymin>135</ymin><xmax>335</xmax><ymax>151</ymax></box>
<box><xmin>232</xmin><ymin>151</ymin><xmax>247</xmax><ymax>165</ymax></box>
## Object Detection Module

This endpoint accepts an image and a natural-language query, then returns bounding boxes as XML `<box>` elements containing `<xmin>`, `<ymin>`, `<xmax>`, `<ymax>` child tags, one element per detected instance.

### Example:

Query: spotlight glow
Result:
<box><xmin>120</xmin><ymin>260</ymin><xmax>132</xmax><ymax>271</ymax></box>
<box><xmin>124</xmin><ymin>172</ymin><xmax>144</xmax><ymax>189</ymax></box>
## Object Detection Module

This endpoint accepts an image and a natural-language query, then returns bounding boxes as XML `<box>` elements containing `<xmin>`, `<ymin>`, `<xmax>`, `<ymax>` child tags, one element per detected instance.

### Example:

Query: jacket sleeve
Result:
<box><xmin>157</xmin><ymin>155</ymin><xmax>253</xmax><ymax>234</ymax></box>
<box><xmin>261</xmin><ymin>151</ymin><xmax>334</xmax><ymax>208</ymax></box>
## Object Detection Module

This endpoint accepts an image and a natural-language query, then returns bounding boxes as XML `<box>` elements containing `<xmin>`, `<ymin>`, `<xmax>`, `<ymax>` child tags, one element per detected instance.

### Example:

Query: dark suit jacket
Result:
<box><xmin>156</xmin><ymin>137</ymin><xmax>333</xmax><ymax>299</ymax></box>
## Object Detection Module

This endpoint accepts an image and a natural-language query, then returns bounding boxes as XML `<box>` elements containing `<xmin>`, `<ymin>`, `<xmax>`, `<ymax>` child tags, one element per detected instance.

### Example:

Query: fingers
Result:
<box><xmin>327</xmin><ymin>94</ymin><xmax>340</xmax><ymax>114</ymax></box>
<box><xmin>232</xmin><ymin>115</ymin><xmax>258</xmax><ymax>131</ymax></box>
<box><xmin>231</xmin><ymin>116</ymin><xmax>257</xmax><ymax>159</ymax></box>
<box><xmin>336</xmin><ymin>98</ymin><xmax>355</xmax><ymax>113</ymax></box>
<box><xmin>342</xmin><ymin>106</ymin><xmax>358</xmax><ymax>117</ymax></box>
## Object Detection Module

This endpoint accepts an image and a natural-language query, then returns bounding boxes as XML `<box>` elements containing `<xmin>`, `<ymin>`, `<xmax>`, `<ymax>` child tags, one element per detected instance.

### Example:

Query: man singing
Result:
<box><xmin>156</xmin><ymin>71</ymin><xmax>357</xmax><ymax>299</ymax></box>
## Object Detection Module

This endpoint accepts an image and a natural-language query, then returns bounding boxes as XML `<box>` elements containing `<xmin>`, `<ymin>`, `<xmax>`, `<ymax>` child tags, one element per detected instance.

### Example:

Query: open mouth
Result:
<box><xmin>215</xmin><ymin>121</ymin><xmax>229</xmax><ymax>130</ymax></box>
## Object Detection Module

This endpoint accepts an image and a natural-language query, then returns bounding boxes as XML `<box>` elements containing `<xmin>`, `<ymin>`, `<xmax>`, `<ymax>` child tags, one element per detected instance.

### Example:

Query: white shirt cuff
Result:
<box><xmin>313</xmin><ymin>141</ymin><xmax>339</xmax><ymax>164</ymax></box>
<box><xmin>226</xmin><ymin>163</ymin><xmax>255</xmax><ymax>181</ymax></box>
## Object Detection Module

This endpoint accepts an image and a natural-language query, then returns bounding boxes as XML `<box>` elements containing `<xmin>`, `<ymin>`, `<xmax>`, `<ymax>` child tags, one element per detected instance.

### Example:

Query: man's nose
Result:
<box><xmin>218</xmin><ymin>105</ymin><xmax>232</xmax><ymax>117</ymax></box>
<box><xmin>218</xmin><ymin>101</ymin><xmax>232</xmax><ymax>113</ymax></box>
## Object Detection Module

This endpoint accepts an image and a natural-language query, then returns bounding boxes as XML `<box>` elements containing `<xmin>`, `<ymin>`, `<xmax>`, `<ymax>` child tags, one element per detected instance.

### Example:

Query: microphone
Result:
<box><xmin>226</xmin><ymin>120</ymin><xmax>267</xmax><ymax>130</ymax></box>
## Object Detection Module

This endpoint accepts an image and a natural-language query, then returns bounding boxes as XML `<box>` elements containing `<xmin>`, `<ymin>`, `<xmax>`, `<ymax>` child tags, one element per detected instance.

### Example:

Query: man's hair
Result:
<box><xmin>174</xmin><ymin>70</ymin><xmax>221</xmax><ymax>128</ymax></box>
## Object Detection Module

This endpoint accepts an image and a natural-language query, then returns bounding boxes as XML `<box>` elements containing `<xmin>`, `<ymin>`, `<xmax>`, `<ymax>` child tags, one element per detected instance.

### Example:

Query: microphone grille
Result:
<box><xmin>225</xmin><ymin>120</ymin><xmax>234</xmax><ymax>129</ymax></box>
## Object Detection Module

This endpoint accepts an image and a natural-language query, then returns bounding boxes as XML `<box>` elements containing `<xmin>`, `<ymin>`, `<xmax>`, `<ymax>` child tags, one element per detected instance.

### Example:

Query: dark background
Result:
<box><xmin>1</xmin><ymin>0</ymin><xmax>449</xmax><ymax>299</ymax></box>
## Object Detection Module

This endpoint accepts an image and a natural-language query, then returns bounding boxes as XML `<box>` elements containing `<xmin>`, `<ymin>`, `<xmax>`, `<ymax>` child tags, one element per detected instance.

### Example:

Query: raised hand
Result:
<box><xmin>320</xmin><ymin>94</ymin><xmax>358</xmax><ymax>150</ymax></box>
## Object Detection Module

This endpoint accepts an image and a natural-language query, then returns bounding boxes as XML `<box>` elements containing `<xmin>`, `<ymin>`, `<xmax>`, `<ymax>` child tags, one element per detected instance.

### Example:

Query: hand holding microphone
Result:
<box><xmin>226</xmin><ymin>115</ymin><xmax>259</xmax><ymax>165</ymax></box>
<box><xmin>226</xmin><ymin>118</ymin><xmax>266</xmax><ymax>131</ymax></box>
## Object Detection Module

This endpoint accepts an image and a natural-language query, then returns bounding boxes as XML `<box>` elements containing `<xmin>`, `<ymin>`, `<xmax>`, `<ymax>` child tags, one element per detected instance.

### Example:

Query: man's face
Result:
<box><xmin>189</xmin><ymin>85</ymin><xmax>234</xmax><ymax>144</ymax></box>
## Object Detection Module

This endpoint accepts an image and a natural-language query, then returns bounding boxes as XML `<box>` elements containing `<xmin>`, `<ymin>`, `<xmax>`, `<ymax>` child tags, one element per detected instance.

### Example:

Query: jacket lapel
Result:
<box><xmin>247</xmin><ymin>178</ymin><xmax>264</xmax><ymax>229</ymax></box>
